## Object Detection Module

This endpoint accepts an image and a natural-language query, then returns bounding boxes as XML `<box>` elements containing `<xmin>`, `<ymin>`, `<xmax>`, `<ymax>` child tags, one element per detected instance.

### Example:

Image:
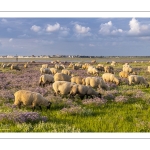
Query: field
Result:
<box><xmin>1</xmin><ymin>57</ymin><xmax>150</xmax><ymax>132</ymax></box>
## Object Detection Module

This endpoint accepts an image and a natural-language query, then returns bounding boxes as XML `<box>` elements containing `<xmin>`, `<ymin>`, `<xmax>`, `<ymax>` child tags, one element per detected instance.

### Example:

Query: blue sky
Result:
<box><xmin>0</xmin><ymin>18</ymin><xmax>150</xmax><ymax>56</ymax></box>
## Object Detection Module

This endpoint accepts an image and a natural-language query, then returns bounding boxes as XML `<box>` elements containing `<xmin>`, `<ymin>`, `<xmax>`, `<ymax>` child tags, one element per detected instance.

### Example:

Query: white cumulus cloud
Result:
<box><xmin>128</xmin><ymin>18</ymin><xmax>140</xmax><ymax>35</ymax></box>
<box><xmin>128</xmin><ymin>18</ymin><xmax>150</xmax><ymax>35</ymax></box>
<box><xmin>74</xmin><ymin>24</ymin><xmax>90</xmax><ymax>34</ymax></box>
<box><xmin>99</xmin><ymin>21</ymin><xmax>113</xmax><ymax>35</ymax></box>
<box><xmin>30</xmin><ymin>25</ymin><xmax>41</xmax><ymax>32</ymax></box>
<box><xmin>46</xmin><ymin>23</ymin><xmax>60</xmax><ymax>32</ymax></box>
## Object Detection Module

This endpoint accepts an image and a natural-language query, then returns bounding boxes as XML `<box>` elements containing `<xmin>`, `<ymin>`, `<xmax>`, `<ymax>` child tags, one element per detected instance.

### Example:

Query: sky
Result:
<box><xmin>0</xmin><ymin>17</ymin><xmax>150</xmax><ymax>56</ymax></box>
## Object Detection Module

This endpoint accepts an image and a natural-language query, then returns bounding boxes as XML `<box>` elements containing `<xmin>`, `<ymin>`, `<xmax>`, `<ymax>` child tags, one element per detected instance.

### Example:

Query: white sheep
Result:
<box><xmin>123</xmin><ymin>66</ymin><xmax>133</xmax><ymax>73</ymax></box>
<box><xmin>52</xmin><ymin>81</ymin><xmax>75</xmax><ymax>96</ymax></box>
<box><xmin>42</xmin><ymin>64</ymin><xmax>49</xmax><ymax>69</ymax></box>
<box><xmin>55</xmin><ymin>64</ymin><xmax>65</xmax><ymax>70</ymax></box>
<box><xmin>11</xmin><ymin>64</ymin><xmax>20</xmax><ymax>71</ymax></box>
<box><xmin>71</xmin><ymin>76</ymin><xmax>85</xmax><ymax>85</ymax></box>
<box><xmin>50</xmin><ymin>68</ymin><xmax>58</xmax><ymax>75</ymax></box>
<box><xmin>85</xmin><ymin>77</ymin><xmax>108</xmax><ymax>90</ymax></box>
<box><xmin>40</xmin><ymin>68</ymin><xmax>52</xmax><ymax>74</ymax></box>
<box><xmin>54</xmin><ymin>73</ymin><xmax>71</xmax><ymax>82</ymax></box>
<box><xmin>104</xmin><ymin>66</ymin><xmax>114</xmax><ymax>73</ymax></box>
<box><xmin>128</xmin><ymin>75</ymin><xmax>149</xmax><ymax>88</ymax></box>
<box><xmin>14</xmin><ymin>90</ymin><xmax>52</xmax><ymax>111</ymax></box>
<box><xmin>119</xmin><ymin>71</ymin><xmax>129</xmax><ymax>78</ymax></box>
<box><xmin>102</xmin><ymin>73</ymin><xmax>120</xmax><ymax>85</ymax></box>
<box><xmin>147</xmin><ymin>66</ymin><xmax>150</xmax><ymax>73</ymax></box>
<box><xmin>39</xmin><ymin>74</ymin><xmax>54</xmax><ymax>87</ymax></box>
<box><xmin>87</xmin><ymin>66</ymin><xmax>99</xmax><ymax>76</ymax></box>
<box><xmin>61</xmin><ymin>69</ymin><xmax>72</xmax><ymax>76</ymax></box>
<box><xmin>70</xmin><ymin>84</ymin><xmax>101</xmax><ymax>100</ymax></box>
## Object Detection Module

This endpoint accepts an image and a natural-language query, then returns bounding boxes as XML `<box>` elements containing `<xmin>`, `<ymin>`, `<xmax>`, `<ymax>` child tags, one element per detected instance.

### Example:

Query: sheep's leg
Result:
<box><xmin>18</xmin><ymin>103</ymin><xmax>21</xmax><ymax>109</ymax></box>
<box><xmin>39</xmin><ymin>106</ymin><xmax>42</xmax><ymax>111</ymax></box>
<box><xmin>32</xmin><ymin>106</ymin><xmax>35</xmax><ymax>112</ymax></box>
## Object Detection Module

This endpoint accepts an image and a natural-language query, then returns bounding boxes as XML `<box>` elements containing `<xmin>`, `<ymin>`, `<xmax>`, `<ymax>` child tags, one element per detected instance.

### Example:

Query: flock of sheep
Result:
<box><xmin>1</xmin><ymin>59</ymin><xmax>150</xmax><ymax>111</ymax></box>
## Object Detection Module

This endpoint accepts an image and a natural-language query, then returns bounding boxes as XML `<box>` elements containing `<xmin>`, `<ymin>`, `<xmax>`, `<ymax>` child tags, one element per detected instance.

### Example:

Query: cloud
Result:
<box><xmin>30</xmin><ymin>25</ymin><xmax>41</xmax><ymax>32</ymax></box>
<box><xmin>9</xmin><ymin>38</ymin><xmax>13</xmax><ymax>42</ymax></box>
<box><xmin>60</xmin><ymin>27</ymin><xmax>70</xmax><ymax>36</ymax></box>
<box><xmin>89</xmin><ymin>44</ymin><xmax>95</xmax><ymax>47</ymax></box>
<box><xmin>74</xmin><ymin>24</ymin><xmax>90</xmax><ymax>34</ymax></box>
<box><xmin>99</xmin><ymin>21</ymin><xmax>113</xmax><ymax>35</ymax></box>
<box><xmin>128</xmin><ymin>18</ymin><xmax>150</xmax><ymax>35</ymax></box>
<box><xmin>99</xmin><ymin>21</ymin><xmax>124</xmax><ymax>36</ymax></box>
<box><xmin>1</xmin><ymin>19</ymin><xmax>8</xmax><ymax>23</ymax></box>
<box><xmin>46</xmin><ymin>23</ymin><xmax>60</xmax><ymax>32</ymax></box>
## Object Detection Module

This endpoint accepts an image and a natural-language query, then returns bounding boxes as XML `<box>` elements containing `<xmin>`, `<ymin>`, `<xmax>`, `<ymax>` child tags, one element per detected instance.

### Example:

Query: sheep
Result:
<box><xmin>55</xmin><ymin>64</ymin><xmax>65</xmax><ymax>70</ymax></box>
<box><xmin>40</xmin><ymin>68</ymin><xmax>52</xmax><ymax>74</ymax></box>
<box><xmin>39</xmin><ymin>74</ymin><xmax>54</xmax><ymax>87</ymax></box>
<box><xmin>14</xmin><ymin>90</ymin><xmax>52</xmax><ymax>111</ymax></box>
<box><xmin>49</xmin><ymin>68</ymin><xmax>58</xmax><ymax>75</ymax></box>
<box><xmin>111</xmin><ymin>61</ymin><xmax>116</xmax><ymax>66</ymax></box>
<box><xmin>68</xmin><ymin>63</ymin><xmax>74</xmax><ymax>68</ymax></box>
<box><xmin>95</xmin><ymin>65</ymin><xmax>104</xmax><ymax>71</ymax></box>
<box><xmin>119</xmin><ymin>71</ymin><xmax>129</xmax><ymax>78</ymax></box>
<box><xmin>85</xmin><ymin>77</ymin><xmax>108</xmax><ymax>90</ymax></box>
<box><xmin>52</xmin><ymin>81</ymin><xmax>75</xmax><ymax>96</ymax></box>
<box><xmin>71</xmin><ymin>76</ymin><xmax>85</xmax><ymax>85</ymax></box>
<box><xmin>42</xmin><ymin>64</ymin><xmax>49</xmax><ymax>69</ymax></box>
<box><xmin>147</xmin><ymin>66</ymin><xmax>150</xmax><ymax>73</ymax></box>
<box><xmin>10</xmin><ymin>64</ymin><xmax>20</xmax><ymax>71</ymax></box>
<box><xmin>102</xmin><ymin>73</ymin><xmax>120</xmax><ymax>85</ymax></box>
<box><xmin>73</xmin><ymin>65</ymin><xmax>80</xmax><ymax>70</ymax></box>
<box><xmin>24</xmin><ymin>63</ymin><xmax>28</xmax><ymax>68</ymax></box>
<box><xmin>2</xmin><ymin>64</ymin><xmax>6</xmax><ymax>68</ymax></box>
<box><xmin>123</xmin><ymin>66</ymin><xmax>133</xmax><ymax>73</ymax></box>
<box><xmin>70</xmin><ymin>84</ymin><xmax>101</xmax><ymax>100</ymax></box>
<box><xmin>104</xmin><ymin>66</ymin><xmax>114</xmax><ymax>73</ymax></box>
<box><xmin>128</xmin><ymin>75</ymin><xmax>149</xmax><ymax>88</ymax></box>
<box><xmin>6</xmin><ymin>63</ymin><xmax>12</xmax><ymax>67</ymax></box>
<box><xmin>87</xmin><ymin>66</ymin><xmax>99</xmax><ymax>76</ymax></box>
<box><xmin>61</xmin><ymin>69</ymin><xmax>72</xmax><ymax>76</ymax></box>
<box><xmin>54</xmin><ymin>73</ymin><xmax>71</xmax><ymax>82</ymax></box>
<box><xmin>91</xmin><ymin>60</ymin><xmax>96</xmax><ymax>64</ymax></box>
<box><xmin>82</xmin><ymin>63</ymin><xmax>90</xmax><ymax>70</ymax></box>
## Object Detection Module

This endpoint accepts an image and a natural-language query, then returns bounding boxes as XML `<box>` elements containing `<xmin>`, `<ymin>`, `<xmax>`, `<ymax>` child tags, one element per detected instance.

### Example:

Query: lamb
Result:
<box><xmin>54</xmin><ymin>73</ymin><xmax>71</xmax><ymax>82</ymax></box>
<box><xmin>14</xmin><ymin>90</ymin><xmax>52</xmax><ymax>111</ymax></box>
<box><xmin>61</xmin><ymin>69</ymin><xmax>72</xmax><ymax>76</ymax></box>
<box><xmin>85</xmin><ymin>77</ymin><xmax>108</xmax><ymax>90</ymax></box>
<box><xmin>119</xmin><ymin>71</ymin><xmax>129</xmax><ymax>78</ymax></box>
<box><xmin>40</xmin><ymin>68</ymin><xmax>52</xmax><ymax>74</ymax></box>
<box><xmin>71</xmin><ymin>76</ymin><xmax>85</xmax><ymax>85</ymax></box>
<box><xmin>49</xmin><ymin>68</ymin><xmax>58</xmax><ymax>75</ymax></box>
<box><xmin>70</xmin><ymin>84</ymin><xmax>101</xmax><ymax>100</ymax></box>
<box><xmin>128</xmin><ymin>75</ymin><xmax>149</xmax><ymax>88</ymax></box>
<box><xmin>102</xmin><ymin>73</ymin><xmax>120</xmax><ymax>85</ymax></box>
<box><xmin>52</xmin><ymin>81</ymin><xmax>75</xmax><ymax>96</ymax></box>
<box><xmin>39</xmin><ymin>74</ymin><xmax>54</xmax><ymax>87</ymax></box>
